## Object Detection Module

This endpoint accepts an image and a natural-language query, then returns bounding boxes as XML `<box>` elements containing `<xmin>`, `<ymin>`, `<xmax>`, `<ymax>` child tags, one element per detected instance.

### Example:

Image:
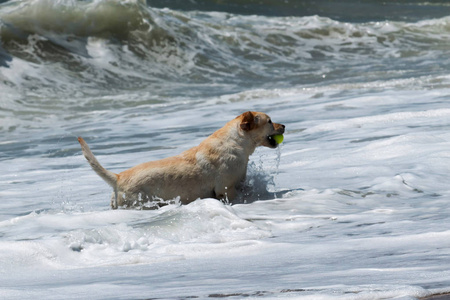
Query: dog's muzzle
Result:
<box><xmin>267</xmin><ymin>124</ymin><xmax>285</xmax><ymax>148</ymax></box>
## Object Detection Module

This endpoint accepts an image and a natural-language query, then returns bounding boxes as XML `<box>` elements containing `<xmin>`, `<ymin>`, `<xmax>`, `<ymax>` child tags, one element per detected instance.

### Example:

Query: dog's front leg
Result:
<box><xmin>215</xmin><ymin>185</ymin><xmax>237</xmax><ymax>202</ymax></box>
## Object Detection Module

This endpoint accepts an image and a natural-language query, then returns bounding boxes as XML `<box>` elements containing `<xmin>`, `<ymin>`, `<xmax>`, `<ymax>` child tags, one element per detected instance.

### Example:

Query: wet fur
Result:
<box><xmin>78</xmin><ymin>111</ymin><xmax>285</xmax><ymax>209</ymax></box>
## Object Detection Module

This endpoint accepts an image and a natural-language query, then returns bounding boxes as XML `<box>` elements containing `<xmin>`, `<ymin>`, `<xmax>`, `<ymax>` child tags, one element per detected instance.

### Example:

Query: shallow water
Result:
<box><xmin>1</xmin><ymin>0</ymin><xmax>450</xmax><ymax>299</ymax></box>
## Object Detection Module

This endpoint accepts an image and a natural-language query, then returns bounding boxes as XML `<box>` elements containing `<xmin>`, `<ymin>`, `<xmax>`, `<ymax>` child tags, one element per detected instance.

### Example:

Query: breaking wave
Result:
<box><xmin>1</xmin><ymin>0</ymin><xmax>450</xmax><ymax>100</ymax></box>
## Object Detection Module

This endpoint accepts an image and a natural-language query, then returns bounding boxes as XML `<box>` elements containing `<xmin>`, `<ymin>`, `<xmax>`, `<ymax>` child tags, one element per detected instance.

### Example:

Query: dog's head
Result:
<box><xmin>239</xmin><ymin>111</ymin><xmax>285</xmax><ymax>148</ymax></box>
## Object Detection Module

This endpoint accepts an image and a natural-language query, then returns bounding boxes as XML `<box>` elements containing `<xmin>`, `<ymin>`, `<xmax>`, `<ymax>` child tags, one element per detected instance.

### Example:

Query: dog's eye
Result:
<box><xmin>268</xmin><ymin>119</ymin><xmax>272</xmax><ymax>124</ymax></box>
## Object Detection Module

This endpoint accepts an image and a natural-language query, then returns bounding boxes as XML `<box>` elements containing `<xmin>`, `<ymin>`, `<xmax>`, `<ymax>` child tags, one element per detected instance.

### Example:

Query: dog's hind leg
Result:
<box><xmin>110</xmin><ymin>191</ymin><xmax>118</xmax><ymax>209</ymax></box>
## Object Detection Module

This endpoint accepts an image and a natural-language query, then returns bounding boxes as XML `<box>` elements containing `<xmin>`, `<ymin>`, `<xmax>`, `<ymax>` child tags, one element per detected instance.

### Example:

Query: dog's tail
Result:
<box><xmin>78</xmin><ymin>137</ymin><xmax>118</xmax><ymax>188</ymax></box>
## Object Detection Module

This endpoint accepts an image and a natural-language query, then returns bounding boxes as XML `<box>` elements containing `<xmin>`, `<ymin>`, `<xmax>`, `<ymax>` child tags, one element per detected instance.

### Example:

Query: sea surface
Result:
<box><xmin>1</xmin><ymin>0</ymin><xmax>450</xmax><ymax>299</ymax></box>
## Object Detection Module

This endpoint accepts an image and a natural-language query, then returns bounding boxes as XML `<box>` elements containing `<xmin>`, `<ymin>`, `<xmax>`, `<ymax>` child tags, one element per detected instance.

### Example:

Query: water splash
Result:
<box><xmin>233</xmin><ymin>145</ymin><xmax>284</xmax><ymax>204</ymax></box>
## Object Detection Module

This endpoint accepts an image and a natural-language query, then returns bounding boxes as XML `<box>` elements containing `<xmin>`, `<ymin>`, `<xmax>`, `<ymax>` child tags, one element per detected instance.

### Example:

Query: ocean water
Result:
<box><xmin>1</xmin><ymin>0</ymin><xmax>450</xmax><ymax>299</ymax></box>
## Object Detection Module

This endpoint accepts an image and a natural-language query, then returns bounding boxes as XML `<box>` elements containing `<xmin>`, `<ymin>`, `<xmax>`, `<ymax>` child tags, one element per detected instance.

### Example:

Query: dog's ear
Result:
<box><xmin>240</xmin><ymin>111</ymin><xmax>256</xmax><ymax>131</ymax></box>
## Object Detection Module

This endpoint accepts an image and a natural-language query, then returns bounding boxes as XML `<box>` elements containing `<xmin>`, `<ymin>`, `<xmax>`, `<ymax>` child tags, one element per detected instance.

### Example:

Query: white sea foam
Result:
<box><xmin>2</xmin><ymin>86</ymin><xmax>450</xmax><ymax>299</ymax></box>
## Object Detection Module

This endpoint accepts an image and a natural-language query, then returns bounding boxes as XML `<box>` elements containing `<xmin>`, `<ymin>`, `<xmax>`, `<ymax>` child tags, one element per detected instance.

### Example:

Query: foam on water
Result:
<box><xmin>1</xmin><ymin>0</ymin><xmax>450</xmax><ymax>102</ymax></box>
<box><xmin>2</xmin><ymin>86</ymin><xmax>450</xmax><ymax>299</ymax></box>
<box><xmin>0</xmin><ymin>199</ymin><xmax>270</xmax><ymax>270</ymax></box>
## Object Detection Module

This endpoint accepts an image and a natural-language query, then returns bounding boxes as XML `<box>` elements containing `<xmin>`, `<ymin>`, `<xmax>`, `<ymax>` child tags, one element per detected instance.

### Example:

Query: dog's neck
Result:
<box><xmin>199</xmin><ymin>120</ymin><xmax>257</xmax><ymax>159</ymax></box>
<box><xmin>234</xmin><ymin>122</ymin><xmax>259</xmax><ymax>156</ymax></box>
<box><xmin>218</xmin><ymin>121</ymin><xmax>258</xmax><ymax>156</ymax></box>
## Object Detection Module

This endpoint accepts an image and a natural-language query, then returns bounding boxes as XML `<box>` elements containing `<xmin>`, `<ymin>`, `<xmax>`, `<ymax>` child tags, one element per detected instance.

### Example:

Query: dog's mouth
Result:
<box><xmin>267</xmin><ymin>135</ymin><xmax>279</xmax><ymax>148</ymax></box>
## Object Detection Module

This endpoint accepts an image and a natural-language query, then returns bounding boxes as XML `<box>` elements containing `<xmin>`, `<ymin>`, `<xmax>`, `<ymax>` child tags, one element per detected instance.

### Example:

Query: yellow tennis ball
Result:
<box><xmin>273</xmin><ymin>134</ymin><xmax>284</xmax><ymax>144</ymax></box>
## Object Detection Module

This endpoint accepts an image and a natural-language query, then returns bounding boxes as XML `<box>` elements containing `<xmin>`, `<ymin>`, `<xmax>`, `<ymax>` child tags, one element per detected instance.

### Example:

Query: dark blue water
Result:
<box><xmin>148</xmin><ymin>0</ymin><xmax>450</xmax><ymax>22</ymax></box>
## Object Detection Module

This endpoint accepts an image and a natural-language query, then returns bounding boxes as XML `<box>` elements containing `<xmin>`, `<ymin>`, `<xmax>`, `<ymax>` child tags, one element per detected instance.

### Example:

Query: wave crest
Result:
<box><xmin>1</xmin><ymin>0</ymin><xmax>449</xmax><ymax>98</ymax></box>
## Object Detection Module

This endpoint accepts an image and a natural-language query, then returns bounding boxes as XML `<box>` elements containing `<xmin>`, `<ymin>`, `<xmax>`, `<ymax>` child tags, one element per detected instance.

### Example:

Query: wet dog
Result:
<box><xmin>78</xmin><ymin>111</ymin><xmax>285</xmax><ymax>208</ymax></box>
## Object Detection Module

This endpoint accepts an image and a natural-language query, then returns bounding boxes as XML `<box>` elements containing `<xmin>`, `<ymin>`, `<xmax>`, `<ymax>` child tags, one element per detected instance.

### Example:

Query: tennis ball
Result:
<box><xmin>273</xmin><ymin>134</ymin><xmax>284</xmax><ymax>144</ymax></box>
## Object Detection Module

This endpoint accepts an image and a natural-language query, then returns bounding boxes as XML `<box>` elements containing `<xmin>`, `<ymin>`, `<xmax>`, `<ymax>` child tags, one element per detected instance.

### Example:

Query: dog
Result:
<box><xmin>78</xmin><ymin>111</ymin><xmax>285</xmax><ymax>209</ymax></box>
